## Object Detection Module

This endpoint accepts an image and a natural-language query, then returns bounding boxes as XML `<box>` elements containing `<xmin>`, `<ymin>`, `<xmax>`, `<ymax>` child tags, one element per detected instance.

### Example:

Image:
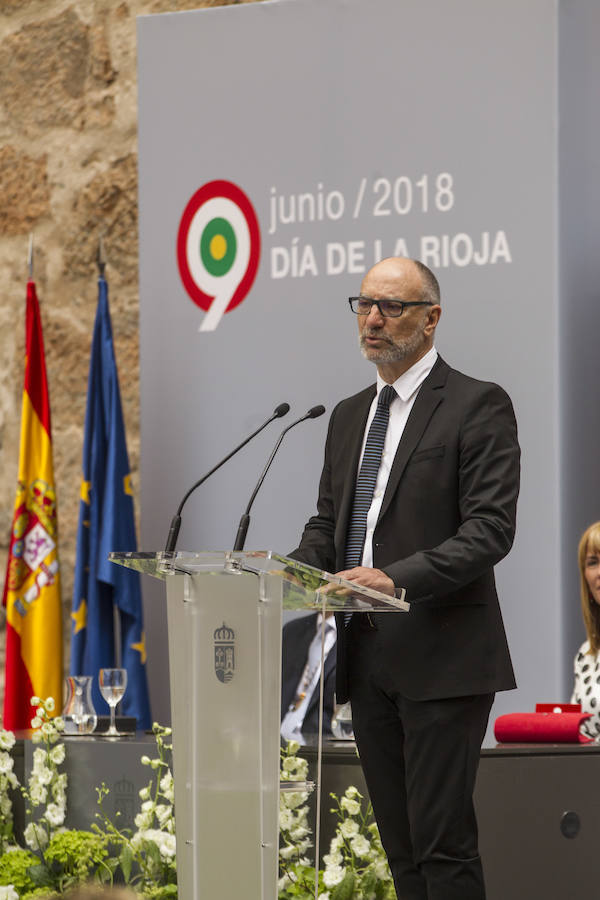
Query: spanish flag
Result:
<box><xmin>2</xmin><ymin>281</ymin><xmax>63</xmax><ymax>729</ymax></box>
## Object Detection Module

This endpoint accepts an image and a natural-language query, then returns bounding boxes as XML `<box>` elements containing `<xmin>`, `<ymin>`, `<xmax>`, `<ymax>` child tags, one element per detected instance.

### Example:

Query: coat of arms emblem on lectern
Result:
<box><xmin>213</xmin><ymin>622</ymin><xmax>235</xmax><ymax>683</ymax></box>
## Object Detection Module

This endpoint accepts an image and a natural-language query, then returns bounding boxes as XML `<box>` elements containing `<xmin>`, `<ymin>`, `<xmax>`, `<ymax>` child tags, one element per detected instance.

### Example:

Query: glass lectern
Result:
<box><xmin>110</xmin><ymin>550</ymin><xmax>409</xmax><ymax>900</ymax></box>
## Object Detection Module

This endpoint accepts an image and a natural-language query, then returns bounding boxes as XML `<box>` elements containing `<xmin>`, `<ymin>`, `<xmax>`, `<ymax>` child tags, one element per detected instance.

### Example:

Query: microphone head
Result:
<box><xmin>274</xmin><ymin>402</ymin><xmax>290</xmax><ymax>418</ymax></box>
<box><xmin>307</xmin><ymin>404</ymin><xmax>326</xmax><ymax>419</ymax></box>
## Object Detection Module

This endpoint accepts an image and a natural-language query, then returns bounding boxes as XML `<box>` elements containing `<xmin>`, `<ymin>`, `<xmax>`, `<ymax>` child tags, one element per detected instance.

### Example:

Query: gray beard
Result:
<box><xmin>359</xmin><ymin>328</ymin><xmax>425</xmax><ymax>363</ymax></box>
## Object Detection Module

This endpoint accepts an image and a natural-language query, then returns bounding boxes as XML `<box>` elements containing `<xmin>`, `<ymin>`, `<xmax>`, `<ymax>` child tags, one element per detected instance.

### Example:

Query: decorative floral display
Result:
<box><xmin>278</xmin><ymin>740</ymin><xmax>319</xmax><ymax>898</ymax></box>
<box><xmin>94</xmin><ymin>724</ymin><xmax>177</xmax><ymax>899</ymax></box>
<box><xmin>0</xmin><ymin>707</ymin><xmax>175</xmax><ymax>899</ymax></box>
<box><xmin>0</xmin><ymin>729</ymin><xmax>18</xmax><ymax>855</ymax></box>
<box><xmin>320</xmin><ymin>786</ymin><xmax>396</xmax><ymax>899</ymax></box>
<box><xmin>23</xmin><ymin>697</ymin><xmax>67</xmax><ymax>857</ymax></box>
<box><xmin>278</xmin><ymin>741</ymin><xmax>396</xmax><ymax>900</ymax></box>
<box><xmin>0</xmin><ymin>709</ymin><xmax>394</xmax><ymax>899</ymax></box>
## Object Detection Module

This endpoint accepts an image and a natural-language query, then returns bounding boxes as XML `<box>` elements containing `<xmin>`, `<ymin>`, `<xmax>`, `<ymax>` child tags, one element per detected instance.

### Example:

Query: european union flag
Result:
<box><xmin>70</xmin><ymin>275</ymin><xmax>151</xmax><ymax>729</ymax></box>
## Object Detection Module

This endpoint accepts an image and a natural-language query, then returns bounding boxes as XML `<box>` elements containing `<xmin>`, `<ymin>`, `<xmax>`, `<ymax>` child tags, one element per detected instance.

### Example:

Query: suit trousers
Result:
<box><xmin>348</xmin><ymin>617</ymin><xmax>494</xmax><ymax>900</ymax></box>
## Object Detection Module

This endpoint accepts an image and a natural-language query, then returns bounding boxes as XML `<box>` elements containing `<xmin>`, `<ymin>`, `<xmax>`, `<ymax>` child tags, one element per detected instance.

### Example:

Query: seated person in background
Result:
<box><xmin>280</xmin><ymin>611</ymin><xmax>336</xmax><ymax>742</ymax></box>
<box><xmin>572</xmin><ymin>521</ymin><xmax>600</xmax><ymax>739</ymax></box>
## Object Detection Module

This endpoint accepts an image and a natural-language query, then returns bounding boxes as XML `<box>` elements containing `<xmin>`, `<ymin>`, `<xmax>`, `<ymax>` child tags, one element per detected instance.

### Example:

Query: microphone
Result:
<box><xmin>232</xmin><ymin>404</ymin><xmax>326</xmax><ymax>552</ymax></box>
<box><xmin>164</xmin><ymin>402</ymin><xmax>290</xmax><ymax>553</ymax></box>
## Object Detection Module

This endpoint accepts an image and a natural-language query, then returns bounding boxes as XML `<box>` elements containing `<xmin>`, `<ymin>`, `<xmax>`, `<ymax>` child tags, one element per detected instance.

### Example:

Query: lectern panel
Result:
<box><xmin>166</xmin><ymin>571</ymin><xmax>281</xmax><ymax>900</ymax></box>
<box><xmin>110</xmin><ymin>550</ymin><xmax>406</xmax><ymax>899</ymax></box>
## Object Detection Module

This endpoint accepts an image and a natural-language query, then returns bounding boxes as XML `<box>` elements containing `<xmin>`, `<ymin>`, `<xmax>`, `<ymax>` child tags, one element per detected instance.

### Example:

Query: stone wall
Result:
<box><xmin>0</xmin><ymin>0</ymin><xmax>261</xmax><ymax>709</ymax></box>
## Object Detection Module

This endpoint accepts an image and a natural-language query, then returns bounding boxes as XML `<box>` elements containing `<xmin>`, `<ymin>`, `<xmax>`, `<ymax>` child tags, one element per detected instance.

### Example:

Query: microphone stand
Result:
<box><xmin>164</xmin><ymin>403</ymin><xmax>290</xmax><ymax>553</ymax></box>
<box><xmin>232</xmin><ymin>405</ymin><xmax>325</xmax><ymax>552</ymax></box>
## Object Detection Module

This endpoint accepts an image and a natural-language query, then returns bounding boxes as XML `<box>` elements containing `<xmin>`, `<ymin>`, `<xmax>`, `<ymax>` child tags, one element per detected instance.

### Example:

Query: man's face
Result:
<box><xmin>357</xmin><ymin>261</ymin><xmax>430</xmax><ymax>365</ymax></box>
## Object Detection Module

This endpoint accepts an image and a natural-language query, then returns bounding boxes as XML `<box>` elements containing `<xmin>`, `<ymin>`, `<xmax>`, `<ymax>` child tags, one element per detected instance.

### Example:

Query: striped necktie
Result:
<box><xmin>344</xmin><ymin>383</ymin><xmax>396</xmax><ymax>571</ymax></box>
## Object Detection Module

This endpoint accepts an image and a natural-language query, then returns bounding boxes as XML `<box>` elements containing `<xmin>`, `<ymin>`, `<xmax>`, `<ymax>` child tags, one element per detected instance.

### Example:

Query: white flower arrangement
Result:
<box><xmin>0</xmin><ymin>732</ymin><xmax>18</xmax><ymax>856</ymax></box>
<box><xmin>322</xmin><ymin>862</ymin><xmax>346</xmax><ymax>888</ymax></box>
<box><xmin>0</xmin><ymin>732</ymin><xmax>16</xmax><ymax>752</ymax></box>
<box><xmin>320</xmin><ymin>785</ymin><xmax>397</xmax><ymax>900</ymax></box>
<box><xmin>95</xmin><ymin>721</ymin><xmax>177</xmax><ymax>896</ymax></box>
<box><xmin>339</xmin><ymin>817</ymin><xmax>360</xmax><ymax>839</ymax></box>
<box><xmin>0</xmin><ymin>885</ymin><xmax>19</xmax><ymax>900</ymax></box>
<box><xmin>340</xmin><ymin>795</ymin><xmax>361</xmax><ymax>816</ymax></box>
<box><xmin>21</xmin><ymin>696</ymin><xmax>67</xmax><ymax>854</ymax></box>
<box><xmin>23</xmin><ymin>820</ymin><xmax>48</xmax><ymax>852</ymax></box>
<box><xmin>159</xmin><ymin>770</ymin><xmax>174</xmax><ymax>803</ymax></box>
<box><xmin>0</xmin><ymin>704</ymin><xmax>178</xmax><ymax>898</ymax></box>
<box><xmin>278</xmin><ymin>740</ymin><xmax>316</xmax><ymax>897</ymax></box>
<box><xmin>277</xmin><ymin>741</ymin><xmax>397</xmax><ymax>900</ymax></box>
<box><xmin>0</xmin><ymin>712</ymin><xmax>396</xmax><ymax>899</ymax></box>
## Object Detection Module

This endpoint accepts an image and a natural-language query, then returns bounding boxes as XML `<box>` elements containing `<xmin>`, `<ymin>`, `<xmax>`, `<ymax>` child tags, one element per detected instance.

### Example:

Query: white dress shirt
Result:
<box><xmin>280</xmin><ymin>614</ymin><xmax>337</xmax><ymax>741</ymax></box>
<box><xmin>358</xmin><ymin>346</ymin><xmax>438</xmax><ymax>568</ymax></box>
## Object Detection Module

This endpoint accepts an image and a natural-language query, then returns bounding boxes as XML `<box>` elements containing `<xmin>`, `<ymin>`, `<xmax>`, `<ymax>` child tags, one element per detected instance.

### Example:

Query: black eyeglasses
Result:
<box><xmin>348</xmin><ymin>297</ymin><xmax>434</xmax><ymax>318</ymax></box>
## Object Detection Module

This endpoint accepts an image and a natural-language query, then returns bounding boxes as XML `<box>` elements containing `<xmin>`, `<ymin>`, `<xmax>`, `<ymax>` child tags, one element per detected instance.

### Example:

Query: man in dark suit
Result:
<box><xmin>290</xmin><ymin>257</ymin><xmax>520</xmax><ymax>900</ymax></box>
<box><xmin>280</xmin><ymin>612</ymin><xmax>336</xmax><ymax>739</ymax></box>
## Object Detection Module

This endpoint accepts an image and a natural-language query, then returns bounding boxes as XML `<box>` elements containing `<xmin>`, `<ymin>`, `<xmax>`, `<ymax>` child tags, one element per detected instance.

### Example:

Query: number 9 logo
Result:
<box><xmin>176</xmin><ymin>180</ymin><xmax>261</xmax><ymax>332</ymax></box>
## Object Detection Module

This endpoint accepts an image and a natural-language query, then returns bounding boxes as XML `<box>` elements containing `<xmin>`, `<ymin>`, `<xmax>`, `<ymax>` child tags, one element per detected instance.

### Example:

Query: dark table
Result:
<box><xmin>300</xmin><ymin>738</ymin><xmax>600</xmax><ymax>900</ymax></box>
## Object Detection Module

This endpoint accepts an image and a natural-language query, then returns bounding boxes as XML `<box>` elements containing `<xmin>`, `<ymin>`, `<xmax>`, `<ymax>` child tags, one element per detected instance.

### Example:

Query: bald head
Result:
<box><xmin>360</xmin><ymin>257</ymin><xmax>440</xmax><ymax>306</ymax></box>
<box><xmin>356</xmin><ymin>257</ymin><xmax>441</xmax><ymax>382</ymax></box>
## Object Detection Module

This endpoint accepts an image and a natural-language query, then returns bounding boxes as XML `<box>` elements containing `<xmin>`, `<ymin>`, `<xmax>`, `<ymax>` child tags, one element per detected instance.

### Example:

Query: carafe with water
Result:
<box><xmin>63</xmin><ymin>675</ymin><xmax>97</xmax><ymax>734</ymax></box>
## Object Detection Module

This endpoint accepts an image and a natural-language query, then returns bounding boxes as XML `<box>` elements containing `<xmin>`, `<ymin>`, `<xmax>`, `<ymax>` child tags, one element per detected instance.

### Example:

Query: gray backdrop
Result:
<box><xmin>137</xmin><ymin>0</ymin><xmax>600</xmax><ymax>744</ymax></box>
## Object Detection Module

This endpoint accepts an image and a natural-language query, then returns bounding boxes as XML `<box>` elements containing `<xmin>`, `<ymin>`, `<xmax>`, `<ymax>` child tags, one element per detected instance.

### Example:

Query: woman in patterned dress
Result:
<box><xmin>571</xmin><ymin>521</ymin><xmax>600</xmax><ymax>739</ymax></box>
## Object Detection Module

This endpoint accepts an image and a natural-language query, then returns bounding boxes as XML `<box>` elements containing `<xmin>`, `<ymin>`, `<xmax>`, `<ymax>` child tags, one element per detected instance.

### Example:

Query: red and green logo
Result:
<box><xmin>176</xmin><ymin>180</ymin><xmax>261</xmax><ymax>331</ymax></box>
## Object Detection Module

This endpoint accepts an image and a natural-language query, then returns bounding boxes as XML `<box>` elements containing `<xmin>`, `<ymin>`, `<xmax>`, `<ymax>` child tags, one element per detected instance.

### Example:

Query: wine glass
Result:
<box><xmin>99</xmin><ymin>668</ymin><xmax>128</xmax><ymax>737</ymax></box>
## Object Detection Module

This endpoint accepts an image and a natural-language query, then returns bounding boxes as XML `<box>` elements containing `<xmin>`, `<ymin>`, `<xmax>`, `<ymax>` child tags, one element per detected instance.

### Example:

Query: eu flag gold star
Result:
<box><xmin>80</xmin><ymin>480</ymin><xmax>91</xmax><ymax>504</ymax></box>
<box><xmin>71</xmin><ymin>599</ymin><xmax>87</xmax><ymax>634</ymax></box>
<box><xmin>131</xmin><ymin>631</ymin><xmax>147</xmax><ymax>665</ymax></box>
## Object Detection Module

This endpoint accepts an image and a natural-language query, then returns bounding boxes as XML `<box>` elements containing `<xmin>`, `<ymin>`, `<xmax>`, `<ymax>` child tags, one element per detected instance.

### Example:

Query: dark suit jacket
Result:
<box><xmin>290</xmin><ymin>356</ymin><xmax>520</xmax><ymax>703</ymax></box>
<box><xmin>281</xmin><ymin>613</ymin><xmax>337</xmax><ymax>735</ymax></box>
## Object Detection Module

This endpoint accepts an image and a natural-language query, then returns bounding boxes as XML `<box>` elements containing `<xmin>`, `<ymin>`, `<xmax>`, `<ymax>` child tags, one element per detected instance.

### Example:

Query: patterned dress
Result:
<box><xmin>571</xmin><ymin>640</ymin><xmax>600</xmax><ymax>739</ymax></box>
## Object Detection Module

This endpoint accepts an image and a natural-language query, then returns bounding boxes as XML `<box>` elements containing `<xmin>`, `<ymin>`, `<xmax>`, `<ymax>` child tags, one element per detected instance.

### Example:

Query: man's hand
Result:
<box><xmin>335</xmin><ymin>566</ymin><xmax>395</xmax><ymax>596</ymax></box>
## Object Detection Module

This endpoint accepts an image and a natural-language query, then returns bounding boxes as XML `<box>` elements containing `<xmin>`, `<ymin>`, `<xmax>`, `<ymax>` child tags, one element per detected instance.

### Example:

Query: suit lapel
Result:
<box><xmin>377</xmin><ymin>356</ymin><xmax>449</xmax><ymax>524</ymax></box>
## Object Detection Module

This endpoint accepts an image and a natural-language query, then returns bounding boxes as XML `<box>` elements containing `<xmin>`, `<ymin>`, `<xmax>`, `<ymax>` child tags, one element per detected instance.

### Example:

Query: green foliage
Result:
<box><xmin>45</xmin><ymin>829</ymin><xmax>109</xmax><ymax>887</ymax></box>
<box><xmin>21</xmin><ymin>888</ymin><xmax>61</xmax><ymax>900</ymax></box>
<box><xmin>0</xmin><ymin>847</ymin><xmax>38</xmax><ymax>892</ymax></box>
<box><xmin>0</xmin><ymin>716</ymin><xmax>174</xmax><ymax>899</ymax></box>
<box><xmin>1</xmin><ymin>725</ymin><xmax>396</xmax><ymax>900</ymax></box>
<box><xmin>277</xmin><ymin>742</ymin><xmax>397</xmax><ymax>900</ymax></box>
<box><xmin>139</xmin><ymin>884</ymin><xmax>178</xmax><ymax>900</ymax></box>
<box><xmin>318</xmin><ymin>787</ymin><xmax>396</xmax><ymax>899</ymax></box>
<box><xmin>93</xmin><ymin>723</ymin><xmax>177</xmax><ymax>895</ymax></box>
<box><xmin>23</xmin><ymin>862</ymin><xmax>55</xmax><ymax>888</ymax></box>
<box><xmin>0</xmin><ymin>829</ymin><xmax>110</xmax><ymax>898</ymax></box>
<box><xmin>119</xmin><ymin>844</ymin><xmax>134</xmax><ymax>882</ymax></box>
<box><xmin>331</xmin><ymin>870</ymin><xmax>355</xmax><ymax>900</ymax></box>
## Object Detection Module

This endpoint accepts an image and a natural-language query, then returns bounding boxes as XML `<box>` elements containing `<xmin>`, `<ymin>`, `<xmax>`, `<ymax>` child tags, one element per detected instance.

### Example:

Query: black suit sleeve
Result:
<box><xmin>382</xmin><ymin>382</ymin><xmax>520</xmax><ymax>601</ymax></box>
<box><xmin>288</xmin><ymin>404</ymin><xmax>339</xmax><ymax>573</ymax></box>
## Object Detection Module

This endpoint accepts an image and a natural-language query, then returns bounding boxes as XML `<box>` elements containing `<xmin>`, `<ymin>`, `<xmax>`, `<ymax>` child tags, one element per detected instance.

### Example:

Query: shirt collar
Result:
<box><xmin>376</xmin><ymin>346</ymin><xmax>438</xmax><ymax>403</ymax></box>
<box><xmin>316</xmin><ymin>613</ymin><xmax>337</xmax><ymax>633</ymax></box>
